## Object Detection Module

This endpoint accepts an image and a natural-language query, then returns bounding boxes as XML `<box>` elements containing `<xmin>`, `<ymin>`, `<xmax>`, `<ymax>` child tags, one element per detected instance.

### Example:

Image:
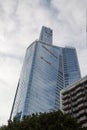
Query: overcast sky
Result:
<box><xmin>0</xmin><ymin>0</ymin><xmax>87</xmax><ymax>126</ymax></box>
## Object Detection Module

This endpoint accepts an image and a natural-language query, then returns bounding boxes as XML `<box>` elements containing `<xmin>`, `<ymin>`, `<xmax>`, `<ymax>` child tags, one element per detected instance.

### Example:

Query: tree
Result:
<box><xmin>0</xmin><ymin>110</ymin><xmax>86</xmax><ymax>130</ymax></box>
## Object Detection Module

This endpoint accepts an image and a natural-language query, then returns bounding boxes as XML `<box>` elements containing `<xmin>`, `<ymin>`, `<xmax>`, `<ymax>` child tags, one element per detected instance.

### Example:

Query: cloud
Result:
<box><xmin>0</xmin><ymin>0</ymin><xmax>87</xmax><ymax>125</ymax></box>
<box><xmin>0</xmin><ymin>56</ymin><xmax>22</xmax><ymax>125</ymax></box>
<box><xmin>0</xmin><ymin>51</ymin><xmax>23</xmax><ymax>62</ymax></box>
<box><xmin>77</xmin><ymin>49</ymin><xmax>87</xmax><ymax>76</ymax></box>
<box><xmin>40</xmin><ymin>0</ymin><xmax>59</xmax><ymax>16</ymax></box>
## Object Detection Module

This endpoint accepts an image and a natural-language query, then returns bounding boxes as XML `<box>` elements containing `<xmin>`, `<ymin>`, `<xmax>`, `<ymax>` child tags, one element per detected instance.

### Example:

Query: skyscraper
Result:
<box><xmin>10</xmin><ymin>26</ymin><xmax>81</xmax><ymax>120</ymax></box>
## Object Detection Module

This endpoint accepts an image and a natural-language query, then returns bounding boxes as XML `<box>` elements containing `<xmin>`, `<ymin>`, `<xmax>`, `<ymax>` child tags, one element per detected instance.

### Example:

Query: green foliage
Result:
<box><xmin>0</xmin><ymin>110</ymin><xmax>86</xmax><ymax>130</ymax></box>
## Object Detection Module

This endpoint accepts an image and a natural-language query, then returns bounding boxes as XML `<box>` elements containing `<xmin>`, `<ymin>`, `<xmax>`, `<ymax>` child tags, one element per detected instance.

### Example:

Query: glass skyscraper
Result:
<box><xmin>10</xmin><ymin>26</ymin><xmax>81</xmax><ymax>120</ymax></box>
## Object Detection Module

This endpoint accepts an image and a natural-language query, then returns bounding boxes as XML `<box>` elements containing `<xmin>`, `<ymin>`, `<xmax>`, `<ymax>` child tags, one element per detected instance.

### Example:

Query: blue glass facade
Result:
<box><xmin>10</xmin><ymin>27</ymin><xmax>81</xmax><ymax>120</ymax></box>
<box><xmin>63</xmin><ymin>48</ymin><xmax>81</xmax><ymax>87</ymax></box>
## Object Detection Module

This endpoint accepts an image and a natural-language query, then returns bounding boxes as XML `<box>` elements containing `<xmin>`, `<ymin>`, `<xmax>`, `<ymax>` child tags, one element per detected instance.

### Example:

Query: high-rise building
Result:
<box><xmin>10</xmin><ymin>26</ymin><xmax>81</xmax><ymax>120</ymax></box>
<box><xmin>60</xmin><ymin>76</ymin><xmax>87</xmax><ymax>128</ymax></box>
<box><xmin>39</xmin><ymin>26</ymin><xmax>53</xmax><ymax>44</ymax></box>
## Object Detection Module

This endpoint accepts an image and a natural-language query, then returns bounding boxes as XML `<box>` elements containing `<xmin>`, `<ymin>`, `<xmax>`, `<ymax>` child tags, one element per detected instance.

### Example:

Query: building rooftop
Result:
<box><xmin>61</xmin><ymin>75</ymin><xmax>87</xmax><ymax>93</ymax></box>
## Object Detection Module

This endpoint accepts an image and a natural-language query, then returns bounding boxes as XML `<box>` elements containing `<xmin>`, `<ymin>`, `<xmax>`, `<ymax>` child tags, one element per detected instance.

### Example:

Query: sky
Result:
<box><xmin>0</xmin><ymin>0</ymin><xmax>87</xmax><ymax>126</ymax></box>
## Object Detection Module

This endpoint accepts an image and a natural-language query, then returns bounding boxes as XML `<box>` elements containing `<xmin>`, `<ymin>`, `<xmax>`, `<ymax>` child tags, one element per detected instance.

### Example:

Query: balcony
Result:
<box><xmin>78</xmin><ymin>103</ymin><xmax>84</xmax><ymax>109</ymax></box>
<box><xmin>62</xmin><ymin>94</ymin><xmax>70</xmax><ymax>100</ymax></box>
<box><xmin>82</xmin><ymin>123</ymin><xmax>87</xmax><ymax>128</ymax></box>
<box><xmin>78</xmin><ymin>116</ymin><xmax>86</xmax><ymax>122</ymax></box>
<box><xmin>78</xmin><ymin>109</ymin><xmax>85</xmax><ymax>115</ymax></box>
<box><xmin>73</xmin><ymin>113</ymin><xmax>79</xmax><ymax>118</ymax></box>
<box><xmin>63</xmin><ymin>104</ymin><xmax>72</xmax><ymax>111</ymax></box>
<box><xmin>62</xmin><ymin>99</ymin><xmax>70</xmax><ymax>105</ymax></box>
<box><xmin>76</xmin><ymin>92</ymin><xmax>84</xmax><ymax>99</ymax></box>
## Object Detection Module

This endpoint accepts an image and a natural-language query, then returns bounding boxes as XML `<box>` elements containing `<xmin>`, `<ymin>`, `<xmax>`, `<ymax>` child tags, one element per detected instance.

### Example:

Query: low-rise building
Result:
<box><xmin>60</xmin><ymin>76</ymin><xmax>87</xmax><ymax>128</ymax></box>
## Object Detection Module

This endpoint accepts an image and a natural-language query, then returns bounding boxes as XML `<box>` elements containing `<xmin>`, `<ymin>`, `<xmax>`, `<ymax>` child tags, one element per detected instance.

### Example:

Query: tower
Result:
<box><xmin>10</xmin><ymin>26</ymin><xmax>81</xmax><ymax>120</ymax></box>
<box><xmin>39</xmin><ymin>26</ymin><xmax>53</xmax><ymax>44</ymax></box>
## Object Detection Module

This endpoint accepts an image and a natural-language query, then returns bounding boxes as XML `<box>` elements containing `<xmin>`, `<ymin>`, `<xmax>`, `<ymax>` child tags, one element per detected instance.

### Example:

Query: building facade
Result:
<box><xmin>39</xmin><ymin>26</ymin><xmax>53</xmax><ymax>45</ymax></box>
<box><xmin>10</xmin><ymin>26</ymin><xmax>81</xmax><ymax>120</ymax></box>
<box><xmin>60</xmin><ymin>76</ymin><xmax>87</xmax><ymax>128</ymax></box>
